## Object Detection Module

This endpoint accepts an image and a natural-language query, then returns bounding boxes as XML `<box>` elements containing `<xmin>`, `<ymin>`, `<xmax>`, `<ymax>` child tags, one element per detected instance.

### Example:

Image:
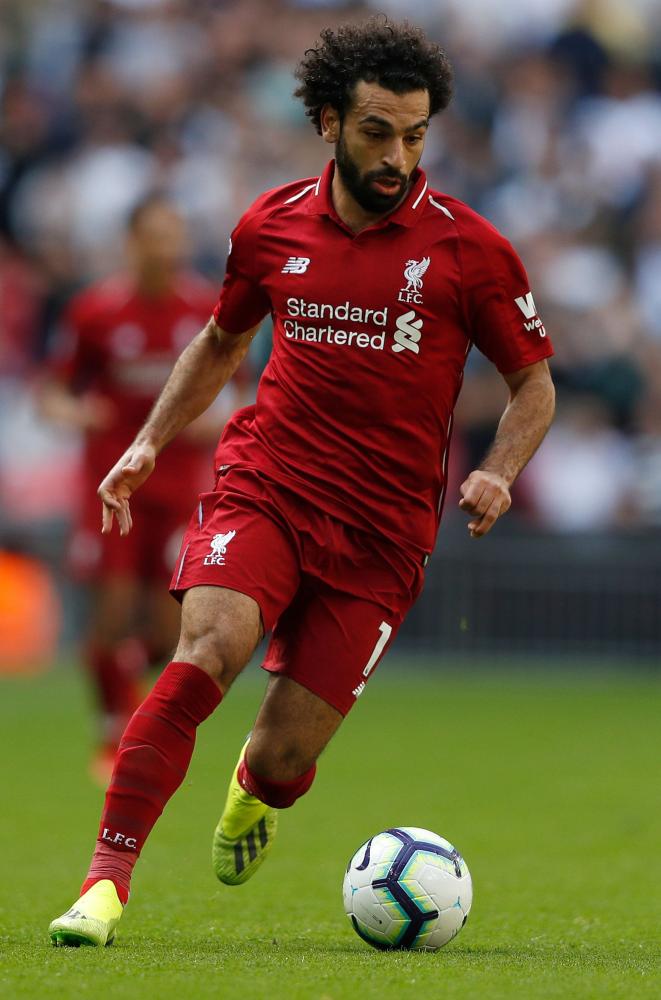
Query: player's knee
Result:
<box><xmin>91</xmin><ymin>614</ymin><xmax>134</xmax><ymax>648</ymax></box>
<box><xmin>174</xmin><ymin>626</ymin><xmax>247</xmax><ymax>691</ymax></box>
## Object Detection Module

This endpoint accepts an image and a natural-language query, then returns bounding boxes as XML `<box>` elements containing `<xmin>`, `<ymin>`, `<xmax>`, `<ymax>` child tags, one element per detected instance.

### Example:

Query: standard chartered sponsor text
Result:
<box><xmin>284</xmin><ymin>297</ymin><xmax>387</xmax><ymax>350</ymax></box>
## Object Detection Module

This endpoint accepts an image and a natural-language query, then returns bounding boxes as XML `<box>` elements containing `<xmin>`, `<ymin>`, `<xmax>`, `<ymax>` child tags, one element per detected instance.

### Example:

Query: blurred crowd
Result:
<box><xmin>2</xmin><ymin>0</ymin><xmax>661</xmax><ymax>544</ymax></box>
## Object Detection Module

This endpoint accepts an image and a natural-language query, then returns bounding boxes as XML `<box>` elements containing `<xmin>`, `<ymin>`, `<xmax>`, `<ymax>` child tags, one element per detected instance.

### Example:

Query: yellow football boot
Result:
<box><xmin>49</xmin><ymin>879</ymin><xmax>123</xmax><ymax>947</ymax></box>
<box><xmin>212</xmin><ymin>741</ymin><xmax>278</xmax><ymax>885</ymax></box>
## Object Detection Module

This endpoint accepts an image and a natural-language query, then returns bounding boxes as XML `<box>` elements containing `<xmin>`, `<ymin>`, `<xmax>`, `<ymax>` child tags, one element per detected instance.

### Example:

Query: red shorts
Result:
<box><xmin>170</xmin><ymin>467</ymin><xmax>424</xmax><ymax>715</ymax></box>
<box><xmin>69</xmin><ymin>488</ymin><xmax>190</xmax><ymax>584</ymax></box>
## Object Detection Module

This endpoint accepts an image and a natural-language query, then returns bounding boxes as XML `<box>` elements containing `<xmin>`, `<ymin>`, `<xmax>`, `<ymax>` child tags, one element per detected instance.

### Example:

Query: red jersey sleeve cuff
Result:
<box><xmin>495</xmin><ymin>338</ymin><xmax>554</xmax><ymax>375</ymax></box>
<box><xmin>212</xmin><ymin>302</ymin><xmax>250</xmax><ymax>335</ymax></box>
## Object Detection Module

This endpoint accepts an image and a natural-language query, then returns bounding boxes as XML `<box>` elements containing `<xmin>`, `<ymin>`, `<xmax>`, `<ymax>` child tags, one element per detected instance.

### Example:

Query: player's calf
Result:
<box><xmin>212</xmin><ymin>742</ymin><xmax>316</xmax><ymax>885</ymax></box>
<box><xmin>238</xmin><ymin>752</ymin><xmax>317</xmax><ymax>807</ymax></box>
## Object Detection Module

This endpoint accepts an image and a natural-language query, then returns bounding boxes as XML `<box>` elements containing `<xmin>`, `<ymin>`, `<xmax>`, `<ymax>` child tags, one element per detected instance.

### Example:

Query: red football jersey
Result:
<box><xmin>52</xmin><ymin>273</ymin><xmax>217</xmax><ymax>500</ymax></box>
<box><xmin>213</xmin><ymin>160</ymin><xmax>553</xmax><ymax>559</ymax></box>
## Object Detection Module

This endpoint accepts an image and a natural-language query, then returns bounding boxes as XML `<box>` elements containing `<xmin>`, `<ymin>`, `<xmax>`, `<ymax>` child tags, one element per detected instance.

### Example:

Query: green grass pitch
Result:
<box><xmin>1</xmin><ymin>660</ymin><xmax>659</xmax><ymax>999</ymax></box>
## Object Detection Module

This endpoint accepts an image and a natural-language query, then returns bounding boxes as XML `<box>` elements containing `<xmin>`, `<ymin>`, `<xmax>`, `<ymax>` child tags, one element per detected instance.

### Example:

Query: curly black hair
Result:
<box><xmin>294</xmin><ymin>17</ymin><xmax>453</xmax><ymax>134</ymax></box>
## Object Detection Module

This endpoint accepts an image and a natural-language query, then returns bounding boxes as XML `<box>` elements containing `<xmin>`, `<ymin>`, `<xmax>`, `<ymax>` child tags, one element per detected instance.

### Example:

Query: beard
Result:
<box><xmin>335</xmin><ymin>132</ymin><xmax>412</xmax><ymax>215</ymax></box>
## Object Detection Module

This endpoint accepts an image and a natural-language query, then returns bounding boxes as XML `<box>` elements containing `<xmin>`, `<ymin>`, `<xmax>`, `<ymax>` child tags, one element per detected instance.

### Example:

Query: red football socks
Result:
<box><xmin>81</xmin><ymin>661</ymin><xmax>222</xmax><ymax>904</ymax></box>
<box><xmin>238</xmin><ymin>755</ymin><xmax>317</xmax><ymax>808</ymax></box>
<box><xmin>86</xmin><ymin>642</ymin><xmax>146</xmax><ymax>745</ymax></box>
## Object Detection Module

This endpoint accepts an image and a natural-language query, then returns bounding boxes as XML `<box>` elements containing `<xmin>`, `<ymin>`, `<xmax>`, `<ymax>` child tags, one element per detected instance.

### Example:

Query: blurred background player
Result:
<box><xmin>40</xmin><ymin>195</ymin><xmax>247</xmax><ymax>781</ymax></box>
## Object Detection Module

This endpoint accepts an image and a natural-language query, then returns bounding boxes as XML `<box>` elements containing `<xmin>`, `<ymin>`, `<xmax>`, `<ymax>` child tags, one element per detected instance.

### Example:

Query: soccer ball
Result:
<box><xmin>343</xmin><ymin>827</ymin><xmax>472</xmax><ymax>951</ymax></box>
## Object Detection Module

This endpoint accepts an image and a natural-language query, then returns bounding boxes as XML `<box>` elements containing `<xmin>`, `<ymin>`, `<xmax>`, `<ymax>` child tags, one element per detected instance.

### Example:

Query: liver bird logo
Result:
<box><xmin>211</xmin><ymin>531</ymin><xmax>236</xmax><ymax>555</ymax></box>
<box><xmin>403</xmin><ymin>256</ymin><xmax>431</xmax><ymax>293</ymax></box>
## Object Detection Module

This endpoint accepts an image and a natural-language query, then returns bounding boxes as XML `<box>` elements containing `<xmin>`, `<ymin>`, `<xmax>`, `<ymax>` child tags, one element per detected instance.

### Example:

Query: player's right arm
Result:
<box><xmin>99</xmin><ymin>319</ymin><xmax>259</xmax><ymax>536</ymax></box>
<box><xmin>39</xmin><ymin>380</ymin><xmax>116</xmax><ymax>432</ymax></box>
<box><xmin>39</xmin><ymin>295</ymin><xmax>117</xmax><ymax>433</ymax></box>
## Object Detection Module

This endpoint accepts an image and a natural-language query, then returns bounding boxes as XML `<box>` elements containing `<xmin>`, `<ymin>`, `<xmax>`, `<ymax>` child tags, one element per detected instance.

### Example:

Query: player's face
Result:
<box><xmin>128</xmin><ymin>203</ymin><xmax>189</xmax><ymax>277</ymax></box>
<box><xmin>333</xmin><ymin>81</ymin><xmax>429</xmax><ymax>215</ymax></box>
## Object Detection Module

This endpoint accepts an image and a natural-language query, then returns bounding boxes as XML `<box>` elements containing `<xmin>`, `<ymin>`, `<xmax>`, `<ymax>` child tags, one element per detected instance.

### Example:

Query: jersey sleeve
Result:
<box><xmin>461</xmin><ymin>227</ymin><xmax>553</xmax><ymax>374</ymax></box>
<box><xmin>47</xmin><ymin>299</ymin><xmax>95</xmax><ymax>388</ymax></box>
<box><xmin>213</xmin><ymin>211</ymin><xmax>272</xmax><ymax>335</ymax></box>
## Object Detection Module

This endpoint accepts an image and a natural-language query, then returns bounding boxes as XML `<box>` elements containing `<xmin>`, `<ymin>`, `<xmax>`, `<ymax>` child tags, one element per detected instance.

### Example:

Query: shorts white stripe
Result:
<box><xmin>174</xmin><ymin>544</ymin><xmax>190</xmax><ymax>588</ymax></box>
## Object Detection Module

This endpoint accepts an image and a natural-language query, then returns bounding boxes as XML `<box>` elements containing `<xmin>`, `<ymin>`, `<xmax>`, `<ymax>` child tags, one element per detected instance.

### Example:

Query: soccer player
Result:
<box><xmin>41</xmin><ymin>196</ymin><xmax>225</xmax><ymax>781</ymax></box>
<box><xmin>49</xmin><ymin>19</ymin><xmax>554</xmax><ymax>946</ymax></box>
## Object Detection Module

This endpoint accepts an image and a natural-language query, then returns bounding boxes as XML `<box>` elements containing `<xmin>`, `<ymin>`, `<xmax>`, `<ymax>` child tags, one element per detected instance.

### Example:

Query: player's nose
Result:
<box><xmin>381</xmin><ymin>139</ymin><xmax>407</xmax><ymax>172</ymax></box>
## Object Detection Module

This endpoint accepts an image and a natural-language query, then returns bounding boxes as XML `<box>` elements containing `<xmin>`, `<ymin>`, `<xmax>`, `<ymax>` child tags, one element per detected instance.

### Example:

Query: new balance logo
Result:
<box><xmin>515</xmin><ymin>292</ymin><xmax>546</xmax><ymax>337</ymax></box>
<box><xmin>392</xmin><ymin>310</ymin><xmax>423</xmax><ymax>354</ymax></box>
<box><xmin>282</xmin><ymin>256</ymin><xmax>311</xmax><ymax>274</ymax></box>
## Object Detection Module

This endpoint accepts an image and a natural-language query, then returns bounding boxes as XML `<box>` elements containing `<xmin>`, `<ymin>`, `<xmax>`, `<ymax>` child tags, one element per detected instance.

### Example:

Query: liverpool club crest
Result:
<box><xmin>398</xmin><ymin>256</ymin><xmax>431</xmax><ymax>304</ymax></box>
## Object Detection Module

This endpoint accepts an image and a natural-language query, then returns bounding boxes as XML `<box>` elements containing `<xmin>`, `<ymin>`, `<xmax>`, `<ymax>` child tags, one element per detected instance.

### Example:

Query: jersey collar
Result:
<box><xmin>307</xmin><ymin>160</ymin><xmax>429</xmax><ymax>230</ymax></box>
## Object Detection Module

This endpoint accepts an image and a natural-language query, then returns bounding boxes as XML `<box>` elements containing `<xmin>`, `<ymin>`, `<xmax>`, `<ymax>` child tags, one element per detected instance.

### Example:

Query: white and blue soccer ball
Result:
<box><xmin>343</xmin><ymin>827</ymin><xmax>472</xmax><ymax>951</ymax></box>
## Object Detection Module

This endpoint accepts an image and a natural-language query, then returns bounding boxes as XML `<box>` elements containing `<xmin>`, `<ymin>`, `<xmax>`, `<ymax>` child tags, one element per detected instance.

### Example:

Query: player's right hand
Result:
<box><xmin>78</xmin><ymin>393</ymin><xmax>117</xmax><ymax>432</ymax></box>
<box><xmin>97</xmin><ymin>443</ymin><xmax>156</xmax><ymax>536</ymax></box>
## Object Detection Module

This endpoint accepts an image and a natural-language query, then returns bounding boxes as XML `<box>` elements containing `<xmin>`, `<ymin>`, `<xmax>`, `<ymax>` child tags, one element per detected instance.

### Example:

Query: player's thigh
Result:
<box><xmin>89</xmin><ymin>575</ymin><xmax>142</xmax><ymax>646</ymax></box>
<box><xmin>174</xmin><ymin>585</ymin><xmax>263</xmax><ymax>692</ymax></box>
<box><xmin>171</xmin><ymin>477</ymin><xmax>301</xmax><ymax>636</ymax></box>
<box><xmin>140</xmin><ymin>503</ymin><xmax>188</xmax><ymax>586</ymax></box>
<box><xmin>264</xmin><ymin>585</ymin><xmax>401</xmax><ymax>714</ymax></box>
<box><xmin>249</xmin><ymin>675</ymin><xmax>345</xmax><ymax>780</ymax></box>
<box><xmin>69</xmin><ymin>518</ymin><xmax>143</xmax><ymax>645</ymax></box>
<box><xmin>171</xmin><ymin>471</ymin><xmax>304</xmax><ymax>690</ymax></box>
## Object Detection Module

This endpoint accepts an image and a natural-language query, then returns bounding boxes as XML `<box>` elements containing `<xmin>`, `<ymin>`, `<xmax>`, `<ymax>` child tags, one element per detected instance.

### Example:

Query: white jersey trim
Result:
<box><xmin>284</xmin><ymin>182</ymin><xmax>318</xmax><ymax>205</ymax></box>
<box><xmin>437</xmin><ymin>413</ymin><xmax>454</xmax><ymax>516</ymax></box>
<box><xmin>412</xmin><ymin>180</ymin><xmax>428</xmax><ymax>210</ymax></box>
<box><xmin>429</xmin><ymin>195</ymin><xmax>455</xmax><ymax>220</ymax></box>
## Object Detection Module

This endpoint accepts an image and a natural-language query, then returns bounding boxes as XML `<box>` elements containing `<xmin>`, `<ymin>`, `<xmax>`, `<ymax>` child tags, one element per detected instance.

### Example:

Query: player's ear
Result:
<box><xmin>320</xmin><ymin>104</ymin><xmax>340</xmax><ymax>144</ymax></box>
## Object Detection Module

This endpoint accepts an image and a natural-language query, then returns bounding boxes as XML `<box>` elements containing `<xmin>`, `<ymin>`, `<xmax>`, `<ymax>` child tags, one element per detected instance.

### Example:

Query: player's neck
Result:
<box><xmin>133</xmin><ymin>268</ymin><xmax>176</xmax><ymax>298</ymax></box>
<box><xmin>330</xmin><ymin>172</ymin><xmax>407</xmax><ymax>234</ymax></box>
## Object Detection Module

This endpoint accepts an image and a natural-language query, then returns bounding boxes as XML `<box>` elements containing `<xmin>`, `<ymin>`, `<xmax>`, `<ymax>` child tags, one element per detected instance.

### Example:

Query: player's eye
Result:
<box><xmin>365</xmin><ymin>130</ymin><xmax>386</xmax><ymax>140</ymax></box>
<box><xmin>406</xmin><ymin>135</ymin><xmax>423</xmax><ymax>146</ymax></box>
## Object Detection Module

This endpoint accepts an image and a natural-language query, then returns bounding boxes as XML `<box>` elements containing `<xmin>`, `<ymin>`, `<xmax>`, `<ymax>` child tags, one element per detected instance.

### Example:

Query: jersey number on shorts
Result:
<box><xmin>363</xmin><ymin>621</ymin><xmax>393</xmax><ymax>678</ymax></box>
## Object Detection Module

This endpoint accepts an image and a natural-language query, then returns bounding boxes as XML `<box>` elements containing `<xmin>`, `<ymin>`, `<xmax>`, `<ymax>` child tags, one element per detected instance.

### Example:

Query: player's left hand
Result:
<box><xmin>459</xmin><ymin>470</ymin><xmax>511</xmax><ymax>538</ymax></box>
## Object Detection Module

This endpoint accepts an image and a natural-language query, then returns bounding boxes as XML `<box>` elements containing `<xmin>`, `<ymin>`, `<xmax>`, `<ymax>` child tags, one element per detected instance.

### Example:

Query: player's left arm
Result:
<box><xmin>459</xmin><ymin>359</ymin><xmax>555</xmax><ymax>538</ymax></box>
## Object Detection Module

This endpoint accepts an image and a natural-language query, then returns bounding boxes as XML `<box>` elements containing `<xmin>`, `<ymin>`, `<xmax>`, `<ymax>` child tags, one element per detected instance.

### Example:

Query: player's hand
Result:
<box><xmin>78</xmin><ymin>393</ymin><xmax>117</xmax><ymax>432</ymax></box>
<box><xmin>97</xmin><ymin>443</ymin><xmax>156</xmax><ymax>536</ymax></box>
<box><xmin>459</xmin><ymin>470</ymin><xmax>511</xmax><ymax>538</ymax></box>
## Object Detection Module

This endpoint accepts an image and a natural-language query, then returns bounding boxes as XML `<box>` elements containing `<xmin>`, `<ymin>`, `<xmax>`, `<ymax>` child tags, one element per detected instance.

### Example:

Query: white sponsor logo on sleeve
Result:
<box><xmin>515</xmin><ymin>292</ymin><xmax>546</xmax><ymax>336</ymax></box>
